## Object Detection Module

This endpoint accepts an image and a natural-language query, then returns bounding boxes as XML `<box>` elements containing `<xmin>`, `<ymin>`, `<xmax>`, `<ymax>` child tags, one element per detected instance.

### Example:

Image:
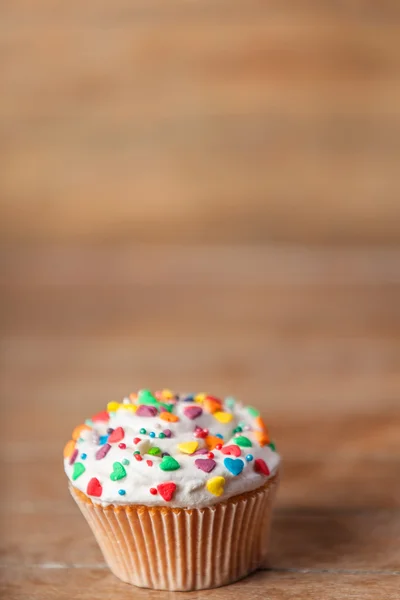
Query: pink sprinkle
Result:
<box><xmin>136</xmin><ymin>405</ymin><xmax>158</xmax><ymax>417</ymax></box>
<box><xmin>184</xmin><ymin>406</ymin><xmax>203</xmax><ymax>420</ymax></box>
<box><xmin>69</xmin><ymin>449</ymin><xmax>78</xmax><ymax>465</ymax></box>
<box><xmin>95</xmin><ymin>443</ymin><xmax>111</xmax><ymax>460</ymax></box>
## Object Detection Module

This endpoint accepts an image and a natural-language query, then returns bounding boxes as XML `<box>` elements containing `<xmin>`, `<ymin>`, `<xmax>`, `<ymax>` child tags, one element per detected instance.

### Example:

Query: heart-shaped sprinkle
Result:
<box><xmin>177</xmin><ymin>441</ymin><xmax>199</xmax><ymax>455</ymax></box>
<box><xmin>72</xmin><ymin>462</ymin><xmax>85</xmax><ymax>480</ymax></box>
<box><xmin>107</xmin><ymin>401</ymin><xmax>120</xmax><ymax>412</ymax></box>
<box><xmin>213</xmin><ymin>411</ymin><xmax>233</xmax><ymax>424</ymax></box>
<box><xmin>96</xmin><ymin>443</ymin><xmax>111</xmax><ymax>460</ymax></box>
<box><xmin>157</xmin><ymin>482</ymin><xmax>177</xmax><ymax>501</ymax></box>
<box><xmin>254</xmin><ymin>458</ymin><xmax>270</xmax><ymax>476</ymax></box>
<box><xmin>110</xmin><ymin>461</ymin><xmax>127</xmax><ymax>481</ymax></box>
<box><xmin>159</xmin><ymin>412</ymin><xmax>179</xmax><ymax>423</ymax></box>
<box><xmin>148</xmin><ymin>446</ymin><xmax>161</xmax><ymax>456</ymax></box>
<box><xmin>193</xmin><ymin>448</ymin><xmax>209</xmax><ymax>455</ymax></box>
<box><xmin>205</xmin><ymin>435</ymin><xmax>222</xmax><ymax>450</ymax></box>
<box><xmin>254</xmin><ymin>430</ymin><xmax>270</xmax><ymax>446</ymax></box>
<box><xmin>234</xmin><ymin>436</ymin><xmax>252</xmax><ymax>448</ymax></box>
<box><xmin>69</xmin><ymin>449</ymin><xmax>79</xmax><ymax>465</ymax></box>
<box><xmin>159</xmin><ymin>456</ymin><xmax>180</xmax><ymax>471</ymax></box>
<box><xmin>203</xmin><ymin>398</ymin><xmax>222</xmax><ymax>414</ymax></box>
<box><xmin>108</xmin><ymin>427</ymin><xmax>125</xmax><ymax>443</ymax></box>
<box><xmin>224</xmin><ymin>457</ymin><xmax>244</xmax><ymax>476</ymax></box>
<box><xmin>138</xmin><ymin>389</ymin><xmax>159</xmax><ymax>405</ymax></box>
<box><xmin>92</xmin><ymin>410</ymin><xmax>110</xmax><ymax>422</ymax></box>
<box><xmin>183</xmin><ymin>406</ymin><xmax>203</xmax><ymax>420</ymax></box>
<box><xmin>87</xmin><ymin>477</ymin><xmax>102</xmax><ymax>497</ymax></box>
<box><xmin>221</xmin><ymin>444</ymin><xmax>241</xmax><ymax>457</ymax></box>
<box><xmin>63</xmin><ymin>440</ymin><xmax>75</xmax><ymax>459</ymax></box>
<box><xmin>136</xmin><ymin>405</ymin><xmax>158</xmax><ymax>417</ymax></box>
<box><xmin>195</xmin><ymin>458</ymin><xmax>216</xmax><ymax>473</ymax></box>
<box><xmin>206</xmin><ymin>476</ymin><xmax>225</xmax><ymax>496</ymax></box>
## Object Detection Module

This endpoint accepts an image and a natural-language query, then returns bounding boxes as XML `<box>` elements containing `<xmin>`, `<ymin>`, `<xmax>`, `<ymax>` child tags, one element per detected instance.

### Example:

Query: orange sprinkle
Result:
<box><xmin>203</xmin><ymin>398</ymin><xmax>222</xmax><ymax>414</ymax></box>
<box><xmin>63</xmin><ymin>439</ymin><xmax>76</xmax><ymax>458</ymax></box>
<box><xmin>129</xmin><ymin>392</ymin><xmax>138</xmax><ymax>402</ymax></box>
<box><xmin>254</xmin><ymin>416</ymin><xmax>269</xmax><ymax>433</ymax></box>
<box><xmin>72</xmin><ymin>424</ymin><xmax>90</xmax><ymax>441</ymax></box>
<box><xmin>254</xmin><ymin>430</ymin><xmax>270</xmax><ymax>447</ymax></box>
<box><xmin>159</xmin><ymin>411</ymin><xmax>179</xmax><ymax>423</ymax></box>
<box><xmin>205</xmin><ymin>435</ymin><xmax>222</xmax><ymax>450</ymax></box>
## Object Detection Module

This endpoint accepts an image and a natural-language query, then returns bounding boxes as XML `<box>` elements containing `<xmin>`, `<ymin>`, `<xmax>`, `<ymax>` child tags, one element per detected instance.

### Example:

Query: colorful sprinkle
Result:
<box><xmin>232</xmin><ymin>426</ymin><xmax>242</xmax><ymax>434</ymax></box>
<box><xmin>269</xmin><ymin>442</ymin><xmax>276</xmax><ymax>452</ymax></box>
<box><xmin>122</xmin><ymin>458</ymin><xmax>130</xmax><ymax>465</ymax></box>
<box><xmin>163</xmin><ymin>429</ymin><xmax>172</xmax><ymax>438</ymax></box>
<box><xmin>146</xmin><ymin>460</ymin><xmax>153</xmax><ymax>466</ymax></box>
<box><xmin>63</xmin><ymin>440</ymin><xmax>75</xmax><ymax>459</ymax></box>
<box><xmin>99</xmin><ymin>435</ymin><xmax>108</xmax><ymax>445</ymax></box>
<box><xmin>177</xmin><ymin>441</ymin><xmax>199</xmax><ymax>455</ymax></box>
<box><xmin>234</xmin><ymin>436</ymin><xmax>252</xmax><ymax>448</ymax></box>
<box><xmin>215</xmin><ymin>433</ymin><xmax>224</xmax><ymax>439</ymax></box>
<box><xmin>246</xmin><ymin>454</ymin><xmax>254</xmax><ymax>462</ymax></box>
<box><xmin>183</xmin><ymin>405</ymin><xmax>203</xmax><ymax>420</ymax></box>
<box><xmin>134</xmin><ymin>454</ymin><xmax>143</xmax><ymax>462</ymax></box>
<box><xmin>205</xmin><ymin>435</ymin><xmax>222</xmax><ymax>450</ymax></box>
<box><xmin>254</xmin><ymin>458</ymin><xmax>270</xmax><ymax>476</ymax></box>
<box><xmin>213</xmin><ymin>411</ymin><xmax>233</xmax><ymax>424</ymax></box>
<box><xmin>91</xmin><ymin>410</ymin><xmax>109</xmax><ymax>422</ymax></box>
<box><xmin>247</xmin><ymin>406</ymin><xmax>260</xmax><ymax>417</ymax></box>
<box><xmin>139</xmin><ymin>428</ymin><xmax>147</xmax><ymax>435</ymax></box>
<box><xmin>87</xmin><ymin>477</ymin><xmax>102</xmax><ymax>497</ymax></box>
<box><xmin>225</xmin><ymin>396</ymin><xmax>236</xmax><ymax>408</ymax></box>
<box><xmin>133</xmin><ymin>437</ymin><xmax>141</xmax><ymax>444</ymax></box>
<box><xmin>72</xmin><ymin>462</ymin><xmax>85</xmax><ymax>480</ymax></box>
<box><xmin>110</xmin><ymin>461</ymin><xmax>127</xmax><ymax>481</ymax></box>
<box><xmin>107</xmin><ymin>401</ymin><xmax>120</xmax><ymax>412</ymax></box>
<box><xmin>221</xmin><ymin>444</ymin><xmax>241</xmax><ymax>457</ymax></box>
<box><xmin>159</xmin><ymin>412</ymin><xmax>179</xmax><ymax>423</ymax></box>
<box><xmin>224</xmin><ymin>457</ymin><xmax>244</xmax><ymax>476</ymax></box>
<box><xmin>107</xmin><ymin>428</ymin><xmax>114</xmax><ymax>434</ymax></box>
<box><xmin>118</xmin><ymin>443</ymin><xmax>126</xmax><ymax>449</ymax></box>
<box><xmin>203</xmin><ymin>398</ymin><xmax>222</xmax><ymax>414</ymax></box>
<box><xmin>215</xmin><ymin>443</ymin><xmax>223</xmax><ymax>450</ymax></box>
<box><xmin>81</xmin><ymin>453</ymin><xmax>87</xmax><ymax>460</ymax></box>
<box><xmin>206</xmin><ymin>476</ymin><xmax>225</xmax><ymax>496</ymax></box>
<box><xmin>149</xmin><ymin>432</ymin><xmax>156</xmax><ymax>438</ymax></box>
<box><xmin>159</xmin><ymin>456</ymin><xmax>180</xmax><ymax>471</ymax></box>
<box><xmin>195</xmin><ymin>458</ymin><xmax>216</xmax><ymax>473</ymax></box>
<box><xmin>157</xmin><ymin>482</ymin><xmax>177</xmax><ymax>501</ymax></box>
<box><xmin>118</xmin><ymin>489</ymin><xmax>126</xmax><ymax>496</ymax></box>
<box><xmin>254</xmin><ymin>430</ymin><xmax>270</xmax><ymax>446</ymax></box>
<box><xmin>96</xmin><ymin>443</ymin><xmax>111</xmax><ymax>460</ymax></box>
<box><xmin>207</xmin><ymin>452</ymin><xmax>214</xmax><ymax>459</ymax></box>
<box><xmin>69</xmin><ymin>449</ymin><xmax>79</xmax><ymax>465</ymax></box>
<box><xmin>148</xmin><ymin>447</ymin><xmax>161</xmax><ymax>456</ymax></box>
<box><xmin>158</xmin><ymin>432</ymin><xmax>166</xmax><ymax>439</ymax></box>
<box><xmin>136</xmin><ymin>405</ymin><xmax>158</xmax><ymax>417</ymax></box>
<box><xmin>72</xmin><ymin>424</ymin><xmax>90</xmax><ymax>441</ymax></box>
<box><xmin>150</xmin><ymin>487</ymin><xmax>158</xmax><ymax>495</ymax></box>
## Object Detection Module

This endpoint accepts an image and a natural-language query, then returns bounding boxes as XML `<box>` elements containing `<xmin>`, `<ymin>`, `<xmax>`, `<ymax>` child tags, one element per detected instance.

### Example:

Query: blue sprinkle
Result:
<box><xmin>118</xmin><ymin>489</ymin><xmax>126</xmax><ymax>496</ymax></box>
<box><xmin>81</xmin><ymin>453</ymin><xmax>87</xmax><ymax>460</ymax></box>
<box><xmin>182</xmin><ymin>394</ymin><xmax>195</xmax><ymax>402</ymax></box>
<box><xmin>245</xmin><ymin>454</ymin><xmax>254</xmax><ymax>462</ymax></box>
<box><xmin>99</xmin><ymin>435</ymin><xmax>108</xmax><ymax>445</ymax></box>
<box><xmin>215</xmin><ymin>433</ymin><xmax>224</xmax><ymax>439</ymax></box>
<box><xmin>149</xmin><ymin>432</ymin><xmax>156</xmax><ymax>438</ymax></box>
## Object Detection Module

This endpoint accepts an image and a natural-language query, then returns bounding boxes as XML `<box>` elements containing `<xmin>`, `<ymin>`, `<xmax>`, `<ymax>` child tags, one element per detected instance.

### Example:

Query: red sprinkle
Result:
<box><xmin>254</xmin><ymin>458</ymin><xmax>270</xmax><ymax>476</ymax></box>
<box><xmin>146</xmin><ymin>460</ymin><xmax>153</xmax><ymax>466</ymax></box>
<box><xmin>92</xmin><ymin>410</ymin><xmax>110</xmax><ymax>422</ymax></box>
<box><xmin>150</xmin><ymin>487</ymin><xmax>158</xmax><ymax>495</ymax></box>
<box><xmin>207</xmin><ymin>452</ymin><xmax>214</xmax><ymax>459</ymax></box>
<box><xmin>87</xmin><ymin>477</ymin><xmax>102</xmax><ymax>497</ymax></box>
<box><xmin>133</xmin><ymin>437</ymin><xmax>141</xmax><ymax>444</ymax></box>
<box><xmin>134</xmin><ymin>454</ymin><xmax>143</xmax><ymax>461</ymax></box>
<box><xmin>108</xmin><ymin>427</ymin><xmax>125</xmax><ymax>443</ymax></box>
<box><xmin>118</xmin><ymin>443</ymin><xmax>126</xmax><ymax>449</ymax></box>
<box><xmin>215</xmin><ymin>444</ymin><xmax>223</xmax><ymax>450</ymax></box>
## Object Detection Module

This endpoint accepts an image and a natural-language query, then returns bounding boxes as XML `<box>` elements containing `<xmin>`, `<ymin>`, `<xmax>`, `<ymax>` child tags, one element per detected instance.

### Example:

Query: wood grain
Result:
<box><xmin>1</xmin><ymin>242</ymin><xmax>400</xmax><ymax>598</ymax></box>
<box><xmin>1</xmin><ymin>1</ymin><xmax>400</xmax><ymax>244</ymax></box>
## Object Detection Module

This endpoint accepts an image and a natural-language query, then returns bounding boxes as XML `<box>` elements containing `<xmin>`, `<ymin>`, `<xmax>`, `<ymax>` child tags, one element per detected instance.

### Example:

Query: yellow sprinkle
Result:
<box><xmin>107</xmin><ymin>401</ymin><xmax>120</xmax><ymax>412</ymax></box>
<box><xmin>214</xmin><ymin>411</ymin><xmax>233</xmax><ymax>424</ymax></box>
<box><xmin>206</xmin><ymin>476</ymin><xmax>225</xmax><ymax>497</ymax></box>
<box><xmin>177</xmin><ymin>441</ymin><xmax>199</xmax><ymax>455</ymax></box>
<box><xmin>195</xmin><ymin>393</ymin><xmax>206</xmax><ymax>403</ymax></box>
<box><xmin>120</xmin><ymin>403</ymin><xmax>137</xmax><ymax>413</ymax></box>
<box><xmin>161</xmin><ymin>388</ymin><xmax>175</xmax><ymax>399</ymax></box>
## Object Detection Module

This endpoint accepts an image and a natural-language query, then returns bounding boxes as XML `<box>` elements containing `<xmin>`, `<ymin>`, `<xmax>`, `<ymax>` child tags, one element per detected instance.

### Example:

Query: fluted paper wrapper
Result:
<box><xmin>70</xmin><ymin>477</ymin><xmax>278</xmax><ymax>591</ymax></box>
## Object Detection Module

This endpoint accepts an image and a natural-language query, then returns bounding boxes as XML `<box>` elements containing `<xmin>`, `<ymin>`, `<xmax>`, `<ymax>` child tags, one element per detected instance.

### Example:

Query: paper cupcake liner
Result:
<box><xmin>70</xmin><ymin>476</ymin><xmax>278</xmax><ymax>591</ymax></box>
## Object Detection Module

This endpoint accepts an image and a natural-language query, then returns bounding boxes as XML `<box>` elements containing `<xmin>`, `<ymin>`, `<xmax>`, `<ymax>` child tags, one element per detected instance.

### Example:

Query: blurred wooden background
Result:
<box><xmin>1</xmin><ymin>1</ymin><xmax>400</xmax><ymax>598</ymax></box>
<box><xmin>1</xmin><ymin>0</ymin><xmax>400</xmax><ymax>245</ymax></box>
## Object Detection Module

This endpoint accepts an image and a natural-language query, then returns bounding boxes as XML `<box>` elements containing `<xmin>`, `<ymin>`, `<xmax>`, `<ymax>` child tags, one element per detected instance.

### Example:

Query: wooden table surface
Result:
<box><xmin>1</xmin><ymin>243</ymin><xmax>399</xmax><ymax>599</ymax></box>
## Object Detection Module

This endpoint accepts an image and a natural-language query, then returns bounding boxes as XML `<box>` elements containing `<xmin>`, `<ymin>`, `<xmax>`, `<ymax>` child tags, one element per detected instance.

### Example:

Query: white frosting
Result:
<box><xmin>64</xmin><ymin>391</ymin><xmax>280</xmax><ymax>508</ymax></box>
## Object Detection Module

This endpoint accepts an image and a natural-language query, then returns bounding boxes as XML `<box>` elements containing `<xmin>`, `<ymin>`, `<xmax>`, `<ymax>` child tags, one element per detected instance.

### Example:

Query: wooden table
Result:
<box><xmin>1</xmin><ymin>243</ymin><xmax>399</xmax><ymax>599</ymax></box>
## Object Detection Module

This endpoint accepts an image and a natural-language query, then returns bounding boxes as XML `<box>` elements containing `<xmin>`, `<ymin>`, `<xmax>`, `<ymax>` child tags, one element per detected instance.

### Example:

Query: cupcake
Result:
<box><xmin>64</xmin><ymin>389</ymin><xmax>280</xmax><ymax>590</ymax></box>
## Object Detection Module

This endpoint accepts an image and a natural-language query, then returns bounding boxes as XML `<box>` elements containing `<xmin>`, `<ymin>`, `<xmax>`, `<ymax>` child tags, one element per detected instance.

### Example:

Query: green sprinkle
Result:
<box><xmin>148</xmin><ymin>447</ymin><xmax>161</xmax><ymax>456</ymax></box>
<box><xmin>268</xmin><ymin>442</ymin><xmax>276</xmax><ymax>452</ymax></box>
<box><xmin>247</xmin><ymin>406</ymin><xmax>260</xmax><ymax>417</ymax></box>
<box><xmin>133</xmin><ymin>450</ymin><xmax>140</xmax><ymax>455</ymax></box>
<box><xmin>159</xmin><ymin>456</ymin><xmax>180</xmax><ymax>471</ymax></box>
<box><xmin>235</xmin><ymin>436</ymin><xmax>252</xmax><ymax>448</ymax></box>
<box><xmin>232</xmin><ymin>426</ymin><xmax>243</xmax><ymax>434</ymax></box>
<box><xmin>72</xmin><ymin>462</ymin><xmax>85</xmax><ymax>481</ymax></box>
<box><xmin>158</xmin><ymin>432</ymin><xmax>166</xmax><ymax>439</ymax></box>
<box><xmin>122</xmin><ymin>458</ymin><xmax>130</xmax><ymax>465</ymax></box>
<box><xmin>139</xmin><ymin>428</ymin><xmax>147</xmax><ymax>435</ymax></box>
<box><xmin>138</xmin><ymin>389</ymin><xmax>158</xmax><ymax>406</ymax></box>
<box><xmin>225</xmin><ymin>396</ymin><xmax>236</xmax><ymax>408</ymax></box>
<box><xmin>85</xmin><ymin>419</ymin><xmax>93</xmax><ymax>426</ymax></box>
<box><xmin>110</xmin><ymin>461</ymin><xmax>127</xmax><ymax>481</ymax></box>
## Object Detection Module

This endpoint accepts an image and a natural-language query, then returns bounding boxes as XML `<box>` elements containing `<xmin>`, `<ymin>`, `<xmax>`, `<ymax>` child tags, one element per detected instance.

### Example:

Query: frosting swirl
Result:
<box><xmin>63</xmin><ymin>390</ymin><xmax>280</xmax><ymax>508</ymax></box>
